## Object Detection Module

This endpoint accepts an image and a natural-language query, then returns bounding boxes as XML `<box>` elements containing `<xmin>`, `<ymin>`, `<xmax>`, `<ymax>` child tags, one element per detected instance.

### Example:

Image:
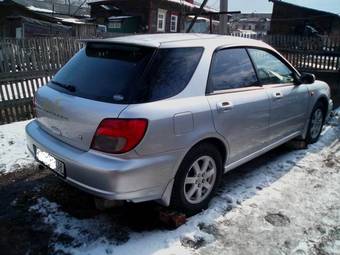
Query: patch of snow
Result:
<box><xmin>56</xmin><ymin>17</ymin><xmax>87</xmax><ymax>24</ymax></box>
<box><xmin>29</xmin><ymin>109</ymin><xmax>340</xmax><ymax>255</ymax></box>
<box><xmin>0</xmin><ymin>120</ymin><xmax>34</xmax><ymax>173</ymax></box>
<box><xmin>26</xmin><ymin>5</ymin><xmax>55</xmax><ymax>14</ymax></box>
<box><xmin>108</xmin><ymin>16</ymin><xmax>133</xmax><ymax>20</ymax></box>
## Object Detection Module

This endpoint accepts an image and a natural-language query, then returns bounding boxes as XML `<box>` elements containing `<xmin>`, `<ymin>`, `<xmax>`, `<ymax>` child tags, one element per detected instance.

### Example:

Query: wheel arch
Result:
<box><xmin>189</xmin><ymin>137</ymin><xmax>228</xmax><ymax>166</ymax></box>
<box><xmin>158</xmin><ymin>136</ymin><xmax>228</xmax><ymax>207</ymax></box>
<box><xmin>316</xmin><ymin>96</ymin><xmax>329</xmax><ymax>120</ymax></box>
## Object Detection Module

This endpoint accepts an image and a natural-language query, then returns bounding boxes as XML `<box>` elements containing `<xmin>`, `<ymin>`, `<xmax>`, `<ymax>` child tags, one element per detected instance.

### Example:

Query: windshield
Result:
<box><xmin>49</xmin><ymin>43</ymin><xmax>203</xmax><ymax>104</ymax></box>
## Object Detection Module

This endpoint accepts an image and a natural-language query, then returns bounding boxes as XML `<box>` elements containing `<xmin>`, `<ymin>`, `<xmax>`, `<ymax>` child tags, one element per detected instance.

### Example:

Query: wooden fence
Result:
<box><xmin>231</xmin><ymin>33</ymin><xmax>340</xmax><ymax>72</ymax></box>
<box><xmin>0</xmin><ymin>37</ymin><xmax>83</xmax><ymax>124</ymax></box>
<box><xmin>0</xmin><ymin>34</ymin><xmax>340</xmax><ymax>124</ymax></box>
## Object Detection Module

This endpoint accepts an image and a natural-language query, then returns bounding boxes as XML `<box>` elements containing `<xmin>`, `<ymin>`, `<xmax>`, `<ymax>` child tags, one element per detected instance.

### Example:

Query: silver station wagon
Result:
<box><xmin>26</xmin><ymin>34</ymin><xmax>332</xmax><ymax>215</ymax></box>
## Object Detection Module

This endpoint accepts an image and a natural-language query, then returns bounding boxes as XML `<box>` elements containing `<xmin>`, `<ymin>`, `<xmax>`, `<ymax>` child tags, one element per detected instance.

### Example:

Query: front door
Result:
<box><xmin>247</xmin><ymin>48</ymin><xmax>309</xmax><ymax>141</ymax></box>
<box><xmin>206</xmin><ymin>47</ymin><xmax>270</xmax><ymax>164</ymax></box>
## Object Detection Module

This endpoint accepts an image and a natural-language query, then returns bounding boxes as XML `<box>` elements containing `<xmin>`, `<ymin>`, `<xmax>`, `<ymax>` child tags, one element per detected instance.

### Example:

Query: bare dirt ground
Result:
<box><xmin>0</xmin><ymin>114</ymin><xmax>339</xmax><ymax>255</ymax></box>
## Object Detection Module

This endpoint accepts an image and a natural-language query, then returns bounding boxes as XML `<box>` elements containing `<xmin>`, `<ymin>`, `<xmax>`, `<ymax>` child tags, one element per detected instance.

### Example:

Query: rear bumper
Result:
<box><xmin>26</xmin><ymin>120</ymin><xmax>182</xmax><ymax>203</ymax></box>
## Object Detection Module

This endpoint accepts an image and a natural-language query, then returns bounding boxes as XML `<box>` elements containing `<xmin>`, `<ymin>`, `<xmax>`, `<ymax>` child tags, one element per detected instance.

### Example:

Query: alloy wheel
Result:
<box><xmin>183</xmin><ymin>155</ymin><xmax>217</xmax><ymax>204</ymax></box>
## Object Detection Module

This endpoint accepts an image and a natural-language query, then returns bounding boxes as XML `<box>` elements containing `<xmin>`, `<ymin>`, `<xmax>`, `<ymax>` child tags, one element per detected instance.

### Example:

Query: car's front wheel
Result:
<box><xmin>170</xmin><ymin>143</ymin><xmax>223</xmax><ymax>215</ymax></box>
<box><xmin>305</xmin><ymin>102</ymin><xmax>325</xmax><ymax>144</ymax></box>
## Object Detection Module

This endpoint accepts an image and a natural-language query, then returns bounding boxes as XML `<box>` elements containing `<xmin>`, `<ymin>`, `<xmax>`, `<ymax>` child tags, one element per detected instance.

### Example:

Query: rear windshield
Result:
<box><xmin>49</xmin><ymin>43</ymin><xmax>203</xmax><ymax>104</ymax></box>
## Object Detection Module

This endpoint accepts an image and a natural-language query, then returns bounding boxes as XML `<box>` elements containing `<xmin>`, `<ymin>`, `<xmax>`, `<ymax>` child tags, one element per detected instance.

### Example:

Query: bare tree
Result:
<box><xmin>73</xmin><ymin>0</ymin><xmax>87</xmax><ymax>16</ymax></box>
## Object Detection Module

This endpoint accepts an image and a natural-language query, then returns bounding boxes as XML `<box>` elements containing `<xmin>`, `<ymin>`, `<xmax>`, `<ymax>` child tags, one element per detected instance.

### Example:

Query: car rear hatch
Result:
<box><xmin>35</xmin><ymin>42</ymin><xmax>156</xmax><ymax>151</ymax></box>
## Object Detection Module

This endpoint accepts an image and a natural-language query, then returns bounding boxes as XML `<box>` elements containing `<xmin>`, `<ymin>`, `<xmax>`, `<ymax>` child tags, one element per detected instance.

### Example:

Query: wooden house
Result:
<box><xmin>269</xmin><ymin>0</ymin><xmax>340</xmax><ymax>36</ymax></box>
<box><xmin>88</xmin><ymin>0</ymin><xmax>217</xmax><ymax>33</ymax></box>
<box><xmin>0</xmin><ymin>0</ymin><xmax>96</xmax><ymax>38</ymax></box>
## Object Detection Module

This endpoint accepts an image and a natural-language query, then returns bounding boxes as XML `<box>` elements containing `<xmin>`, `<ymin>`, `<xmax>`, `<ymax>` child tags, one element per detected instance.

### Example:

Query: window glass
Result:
<box><xmin>170</xmin><ymin>15</ymin><xmax>178</xmax><ymax>32</ymax></box>
<box><xmin>209</xmin><ymin>48</ymin><xmax>258</xmax><ymax>91</ymax></box>
<box><xmin>50</xmin><ymin>43</ymin><xmax>155</xmax><ymax>104</ymax></box>
<box><xmin>248</xmin><ymin>48</ymin><xmax>295</xmax><ymax>84</ymax></box>
<box><xmin>157</xmin><ymin>9</ymin><xmax>166</xmax><ymax>32</ymax></box>
<box><xmin>50</xmin><ymin>45</ymin><xmax>203</xmax><ymax>104</ymax></box>
<box><xmin>136</xmin><ymin>47</ymin><xmax>204</xmax><ymax>102</ymax></box>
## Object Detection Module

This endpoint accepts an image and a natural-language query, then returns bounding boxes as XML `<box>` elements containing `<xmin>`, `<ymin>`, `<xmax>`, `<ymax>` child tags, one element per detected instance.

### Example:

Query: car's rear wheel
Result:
<box><xmin>305</xmin><ymin>102</ymin><xmax>325</xmax><ymax>144</ymax></box>
<box><xmin>170</xmin><ymin>143</ymin><xmax>223</xmax><ymax>215</ymax></box>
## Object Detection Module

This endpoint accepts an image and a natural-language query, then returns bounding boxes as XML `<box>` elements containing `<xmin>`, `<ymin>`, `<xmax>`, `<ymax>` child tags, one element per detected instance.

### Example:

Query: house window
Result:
<box><xmin>108</xmin><ymin>21</ymin><xmax>122</xmax><ymax>29</ymax></box>
<box><xmin>157</xmin><ymin>9</ymin><xmax>167</xmax><ymax>32</ymax></box>
<box><xmin>170</xmin><ymin>14</ymin><xmax>178</xmax><ymax>32</ymax></box>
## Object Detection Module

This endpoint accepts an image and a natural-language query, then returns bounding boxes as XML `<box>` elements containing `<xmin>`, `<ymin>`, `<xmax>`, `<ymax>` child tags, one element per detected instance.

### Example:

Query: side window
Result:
<box><xmin>137</xmin><ymin>47</ymin><xmax>204</xmax><ymax>102</ymax></box>
<box><xmin>248</xmin><ymin>48</ymin><xmax>295</xmax><ymax>85</ymax></box>
<box><xmin>209</xmin><ymin>48</ymin><xmax>258</xmax><ymax>91</ymax></box>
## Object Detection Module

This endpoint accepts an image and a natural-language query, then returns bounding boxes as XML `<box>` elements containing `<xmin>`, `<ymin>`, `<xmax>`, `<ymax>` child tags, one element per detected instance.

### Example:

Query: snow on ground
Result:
<box><xmin>26</xmin><ymin>110</ymin><xmax>340</xmax><ymax>255</ymax></box>
<box><xmin>0</xmin><ymin>120</ymin><xmax>34</xmax><ymax>173</ymax></box>
<box><xmin>0</xmin><ymin>109</ymin><xmax>338</xmax><ymax>254</ymax></box>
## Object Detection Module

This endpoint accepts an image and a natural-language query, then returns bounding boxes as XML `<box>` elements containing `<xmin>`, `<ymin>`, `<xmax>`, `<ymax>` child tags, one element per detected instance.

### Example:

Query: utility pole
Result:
<box><xmin>219</xmin><ymin>0</ymin><xmax>229</xmax><ymax>34</ymax></box>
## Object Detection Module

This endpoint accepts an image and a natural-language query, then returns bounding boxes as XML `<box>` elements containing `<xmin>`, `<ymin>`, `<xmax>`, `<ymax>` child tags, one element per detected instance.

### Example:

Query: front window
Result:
<box><xmin>248</xmin><ymin>48</ymin><xmax>295</xmax><ymax>84</ymax></box>
<box><xmin>170</xmin><ymin>14</ymin><xmax>178</xmax><ymax>32</ymax></box>
<box><xmin>157</xmin><ymin>9</ymin><xmax>167</xmax><ymax>32</ymax></box>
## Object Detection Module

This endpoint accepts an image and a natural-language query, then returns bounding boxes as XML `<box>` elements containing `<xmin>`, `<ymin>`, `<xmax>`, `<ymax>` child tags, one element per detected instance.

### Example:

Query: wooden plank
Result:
<box><xmin>24</xmin><ymin>39</ymin><xmax>33</xmax><ymax>72</ymax></box>
<box><xmin>0</xmin><ymin>97</ymin><xmax>33</xmax><ymax>107</ymax></box>
<box><xmin>2</xmin><ymin>42</ymin><xmax>10</xmax><ymax>73</ymax></box>
<box><xmin>0</xmin><ymin>69</ymin><xmax>57</xmax><ymax>81</ymax></box>
<box><xmin>22</xmin><ymin>80</ymin><xmax>30</xmax><ymax>99</ymax></box>
<box><xmin>30</xmin><ymin>39</ymin><xmax>38</xmax><ymax>70</ymax></box>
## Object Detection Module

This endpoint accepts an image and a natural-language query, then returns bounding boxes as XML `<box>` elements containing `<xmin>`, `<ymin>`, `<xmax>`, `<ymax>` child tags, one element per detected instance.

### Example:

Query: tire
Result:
<box><xmin>305</xmin><ymin>102</ymin><xmax>325</xmax><ymax>144</ymax></box>
<box><xmin>170</xmin><ymin>143</ymin><xmax>223</xmax><ymax>216</ymax></box>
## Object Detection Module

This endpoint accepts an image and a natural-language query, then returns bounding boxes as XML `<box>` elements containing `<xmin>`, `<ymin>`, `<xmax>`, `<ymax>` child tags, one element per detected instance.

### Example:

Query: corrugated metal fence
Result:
<box><xmin>0</xmin><ymin>34</ymin><xmax>340</xmax><ymax>124</ymax></box>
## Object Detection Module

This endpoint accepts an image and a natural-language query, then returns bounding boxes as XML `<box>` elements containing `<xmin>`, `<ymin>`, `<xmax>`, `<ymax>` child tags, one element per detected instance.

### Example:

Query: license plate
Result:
<box><xmin>35</xmin><ymin>146</ymin><xmax>65</xmax><ymax>177</ymax></box>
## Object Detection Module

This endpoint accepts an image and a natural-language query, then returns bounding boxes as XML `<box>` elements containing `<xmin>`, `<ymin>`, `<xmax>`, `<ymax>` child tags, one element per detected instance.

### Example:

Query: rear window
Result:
<box><xmin>49</xmin><ymin>43</ymin><xmax>203</xmax><ymax>104</ymax></box>
<box><xmin>50</xmin><ymin>43</ymin><xmax>155</xmax><ymax>104</ymax></box>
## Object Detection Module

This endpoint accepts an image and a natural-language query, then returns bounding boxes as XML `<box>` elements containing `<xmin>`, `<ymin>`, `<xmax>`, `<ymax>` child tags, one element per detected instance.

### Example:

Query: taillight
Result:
<box><xmin>91</xmin><ymin>119</ymin><xmax>148</xmax><ymax>154</ymax></box>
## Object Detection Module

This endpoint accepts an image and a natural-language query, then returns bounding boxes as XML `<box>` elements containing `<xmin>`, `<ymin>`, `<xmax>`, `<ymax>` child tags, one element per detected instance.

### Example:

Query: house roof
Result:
<box><xmin>166</xmin><ymin>0</ymin><xmax>217</xmax><ymax>12</ymax></box>
<box><xmin>269</xmin><ymin>0</ymin><xmax>340</xmax><ymax>17</ymax></box>
<box><xmin>87</xmin><ymin>0</ymin><xmax>218</xmax><ymax>12</ymax></box>
<box><xmin>11</xmin><ymin>0</ymin><xmax>89</xmax><ymax>17</ymax></box>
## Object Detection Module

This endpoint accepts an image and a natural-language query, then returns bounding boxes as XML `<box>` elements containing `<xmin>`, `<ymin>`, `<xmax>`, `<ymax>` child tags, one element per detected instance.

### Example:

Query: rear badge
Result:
<box><xmin>113</xmin><ymin>94</ymin><xmax>124</xmax><ymax>101</ymax></box>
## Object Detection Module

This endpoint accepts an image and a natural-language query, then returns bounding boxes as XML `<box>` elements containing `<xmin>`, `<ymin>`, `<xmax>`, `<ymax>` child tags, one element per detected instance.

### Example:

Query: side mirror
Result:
<box><xmin>299</xmin><ymin>73</ymin><xmax>315</xmax><ymax>84</ymax></box>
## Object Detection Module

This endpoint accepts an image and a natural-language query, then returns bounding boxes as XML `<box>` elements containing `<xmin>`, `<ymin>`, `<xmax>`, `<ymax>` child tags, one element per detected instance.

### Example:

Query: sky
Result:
<box><xmin>206</xmin><ymin>0</ymin><xmax>340</xmax><ymax>14</ymax></box>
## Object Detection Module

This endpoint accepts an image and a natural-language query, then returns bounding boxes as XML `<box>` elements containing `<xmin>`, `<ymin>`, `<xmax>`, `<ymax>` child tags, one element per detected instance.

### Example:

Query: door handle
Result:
<box><xmin>273</xmin><ymin>92</ymin><xmax>283</xmax><ymax>99</ymax></box>
<box><xmin>217</xmin><ymin>101</ymin><xmax>234</xmax><ymax>112</ymax></box>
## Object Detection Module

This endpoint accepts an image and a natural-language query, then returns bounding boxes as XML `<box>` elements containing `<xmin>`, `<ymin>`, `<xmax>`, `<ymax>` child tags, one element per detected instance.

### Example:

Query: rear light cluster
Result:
<box><xmin>91</xmin><ymin>119</ymin><xmax>148</xmax><ymax>154</ymax></box>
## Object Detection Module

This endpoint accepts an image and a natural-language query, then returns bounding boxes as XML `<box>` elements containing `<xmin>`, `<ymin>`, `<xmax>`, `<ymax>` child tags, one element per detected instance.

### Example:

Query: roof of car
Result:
<box><xmin>85</xmin><ymin>33</ymin><xmax>270</xmax><ymax>49</ymax></box>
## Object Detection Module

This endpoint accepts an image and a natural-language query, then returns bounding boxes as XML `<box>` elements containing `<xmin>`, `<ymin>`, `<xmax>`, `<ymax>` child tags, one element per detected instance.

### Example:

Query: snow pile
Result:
<box><xmin>26</xmin><ymin>5</ymin><xmax>55</xmax><ymax>14</ymax></box>
<box><xmin>0</xmin><ymin>120</ymin><xmax>34</xmax><ymax>173</ymax></box>
<box><xmin>29</xmin><ymin>110</ymin><xmax>340</xmax><ymax>255</ymax></box>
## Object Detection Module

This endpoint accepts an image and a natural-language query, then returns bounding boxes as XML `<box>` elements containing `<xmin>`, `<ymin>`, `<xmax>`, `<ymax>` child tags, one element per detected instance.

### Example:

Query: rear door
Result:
<box><xmin>206</xmin><ymin>47</ymin><xmax>270</xmax><ymax>164</ymax></box>
<box><xmin>247</xmin><ymin>48</ymin><xmax>309</xmax><ymax>141</ymax></box>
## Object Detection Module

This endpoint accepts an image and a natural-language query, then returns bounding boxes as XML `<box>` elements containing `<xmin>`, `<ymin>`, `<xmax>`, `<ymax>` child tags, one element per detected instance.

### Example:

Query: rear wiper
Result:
<box><xmin>51</xmin><ymin>80</ymin><xmax>76</xmax><ymax>92</ymax></box>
